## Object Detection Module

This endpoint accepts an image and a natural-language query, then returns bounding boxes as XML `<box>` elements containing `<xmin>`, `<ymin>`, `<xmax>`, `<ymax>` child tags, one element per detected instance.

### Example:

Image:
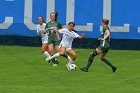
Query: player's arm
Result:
<box><xmin>74</xmin><ymin>32</ymin><xmax>85</xmax><ymax>39</ymax></box>
<box><xmin>98</xmin><ymin>30</ymin><xmax>110</xmax><ymax>40</ymax></box>
<box><xmin>101</xmin><ymin>30</ymin><xmax>110</xmax><ymax>40</ymax></box>
<box><xmin>77</xmin><ymin>33</ymin><xmax>85</xmax><ymax>39</ymax></box>
<box><xmin>54</xmin><ymin>29</ymin><xmax>65</xmax><ymax>34</ymax></box>
<box><xmin>44</xmin><ymin>23</ymin><xmax>49</xmax><ymax>34</ymax></box>
<box><xmin>55</xmin><ymin>22</ymin><xmax>63</xmax><ymax>40</ymax></box>
<box><xmin>55</xmin><ymin>30</ymin><xmax>61</xmax><ymax>40</ymax></box>
<box><xmin>37</xmin><ymin>26</ymin><xmax>41</xmax><ymax>36</ymax></box>
<box><xmin>37</xmin><ymin>30</ymin><xmax>41</xmax><ymax>36</ymax></box>
<box><xmin>53</xmin><ymin>29</ymin><xmax>61</xmax><ymax>40</ymax></box>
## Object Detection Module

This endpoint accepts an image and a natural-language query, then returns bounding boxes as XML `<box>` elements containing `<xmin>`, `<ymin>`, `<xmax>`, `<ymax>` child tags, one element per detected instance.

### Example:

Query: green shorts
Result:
<box><xmin>48</xmin><ymin>37</ymin><xmax>60</xmax><ymax>46</ymax></box>
<box><xmin>98</xmin><ymin>46</ymin><xmax>110</xmax><ymax>53</ymax></box>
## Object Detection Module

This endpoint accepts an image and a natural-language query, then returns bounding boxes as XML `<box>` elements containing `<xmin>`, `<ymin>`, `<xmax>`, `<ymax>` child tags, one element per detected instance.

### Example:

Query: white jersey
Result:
<box><xmin>37</xmin><ymin>23</ymin><xmax>48</xmax><ymax>43</ymax></box>
<box><xmin>59</xmin><ymin>28</ymin><xmax>79</xmax><ymax>49</ymax></box>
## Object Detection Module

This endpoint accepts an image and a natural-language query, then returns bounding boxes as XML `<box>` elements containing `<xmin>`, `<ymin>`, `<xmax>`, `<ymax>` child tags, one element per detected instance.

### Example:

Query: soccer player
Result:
<box><xmin>45</xmin><ymin>12</ymin><xmax>70</xmax><ymax>66</ymax></box>
<box><xmin>80</xmin><ymin>19</ymin><xmax>117</xmax><ymax>72</ymax></box>
<box><xmin>37</xmin><ymin>16</ymin><xmax>50</xmax><ymax>58</ymax></box>
<box><xmin>46</xmin><ymin>22</ymin><xmax>84</xmax><ymax>70</ymax></box>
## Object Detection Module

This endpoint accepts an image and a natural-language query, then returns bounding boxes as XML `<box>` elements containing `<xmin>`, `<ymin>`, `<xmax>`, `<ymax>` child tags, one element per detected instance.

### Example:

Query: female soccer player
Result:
<box><xmin>37</xmin><ymin>16</ymin><xmax>50</xmax><ymax>58</ymax></box>
<box><xmin>46</xmin><ymin>22</ymin><xmax>84</xmax><ymax>69</ymax></box>
<box><xmin>45</xmin><ymin>12</ymin><xmax>69</xmax><ymax>66</ymax></box>
<box><xmin>80</xmin><ymin>19</ymin><xmax>117</xmax><ymax>72</ymax></box>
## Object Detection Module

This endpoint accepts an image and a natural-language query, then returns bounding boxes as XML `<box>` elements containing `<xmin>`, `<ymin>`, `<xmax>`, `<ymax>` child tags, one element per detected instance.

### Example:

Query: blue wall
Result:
<box><xmin>0</xmin><ymin>0</ymin><xmax>140</xmax><ymax>39</ymax></box>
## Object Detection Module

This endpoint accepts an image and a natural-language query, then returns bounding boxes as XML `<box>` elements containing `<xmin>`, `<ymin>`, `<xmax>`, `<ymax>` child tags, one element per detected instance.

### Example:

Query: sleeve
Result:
<box><xmin>59</xmin><ymin>29</ymin><xmax>66</xmax><ymax>34</ymax></box>
<box><xmin>57</xmin><ymin>22</ymin><xmax>63</xmax><ymax>29</ymax></box>
<box><xmin>104</xmin><ymin>26</ymin><xmax>110</xmax><ymax>32</ymax></box>
<box><xmin>45</xmin><ymin>23</ymin><xmax>48</xmax><ymax>29</ymax></box>
<box><xmin>73</xmin><ymin>32</ymin><xmax>80</xmax><ymax>38</ymax></box>
<box><xmin>37</xmin><ymin>25</ymin><xmax>40</xmax><ymax>33</ymax></box>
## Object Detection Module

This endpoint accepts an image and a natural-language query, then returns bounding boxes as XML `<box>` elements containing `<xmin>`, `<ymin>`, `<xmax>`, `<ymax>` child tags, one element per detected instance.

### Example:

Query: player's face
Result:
<box><xmin>38</xmin><ymin>17</ymin><xmax>43</xmax><ymax>24</ymax></box>
<box><xmin>102</xmin><ymin>22</ymin><xmax>105</xmax><ymax>27</ymax></box>
<box><xmin>68</xmin><ymin>24</ymin><xmax>75</xmax><ymax>31</ymax></box>
<box><xmin>50</xmin><ymin>14</ymin><xmax>55</xmax><ymax>21</ymax></box>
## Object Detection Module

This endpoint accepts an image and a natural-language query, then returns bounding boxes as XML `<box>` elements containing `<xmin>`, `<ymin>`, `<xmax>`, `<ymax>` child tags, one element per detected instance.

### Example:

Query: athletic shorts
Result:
<box><xmin>48</xmin><ymin>37</ymin><xmax>60</xmax><ymax>46</ymax></box>
<box><xmin>59</xmin><ymin>43</ymin><xmax>71</xmax><ymax>52</ymax></box>
<box><xmin>98</xmin><ymin>46</ymin><xmax>110</xmax><ymax>53</ymax></box>
<box><xmin>42</xmin><ymin>37</ymin><xmax>48</xmax><ymax>44</ymax></box>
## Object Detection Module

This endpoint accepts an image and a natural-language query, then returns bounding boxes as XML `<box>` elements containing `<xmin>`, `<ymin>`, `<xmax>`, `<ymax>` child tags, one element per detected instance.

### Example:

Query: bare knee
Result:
<box><xmin>100</xmin><ymin>54</ymin><xmax>106</xmax><ymax>61</ymax></box>
<box><xmin>41</xmin><ymin>50</ymin><xmax>45</xmax><ymax>53</ymax></box>
<box><xmin>59</xmin><ymin>51</ymin><xmax>65</xmax><ymax>56</ymax></box>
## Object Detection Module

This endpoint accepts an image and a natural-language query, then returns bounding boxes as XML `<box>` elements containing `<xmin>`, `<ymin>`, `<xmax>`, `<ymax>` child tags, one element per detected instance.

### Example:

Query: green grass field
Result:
<box><xmin>0</xmin><ymin>46</ymin><xmax>140</xmax><ymax>93</ymax></box>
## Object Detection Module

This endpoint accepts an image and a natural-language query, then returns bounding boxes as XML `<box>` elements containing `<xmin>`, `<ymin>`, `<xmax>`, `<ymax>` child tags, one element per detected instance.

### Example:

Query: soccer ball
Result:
<box><xmin>69</xmin><ymin>64</ymin><xmax>77</xmax><ymax>70</ymax></box>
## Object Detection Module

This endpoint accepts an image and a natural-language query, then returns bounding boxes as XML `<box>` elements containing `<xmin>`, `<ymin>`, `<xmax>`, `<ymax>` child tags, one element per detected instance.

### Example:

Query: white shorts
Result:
<box><xmin>59</xmin><ymin>43</ymin><xmax>72</xmax><ymax>52</ymax></box>
<box><xmin>42</xmin><ymin>37</ymin><xmax>48</xmax><ymax>44</ymax></box>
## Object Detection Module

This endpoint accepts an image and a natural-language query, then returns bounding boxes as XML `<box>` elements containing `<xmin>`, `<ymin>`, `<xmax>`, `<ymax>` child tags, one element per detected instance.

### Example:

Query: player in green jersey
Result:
<box><xmin>45</xmin><ymin>12</ymin><xmax>70</xmax><ymax>66</ymax></box>
<box><xmin>80</xmin><ymin>19</ymin><xmax>117</xmax><ymax>72</ymax></box>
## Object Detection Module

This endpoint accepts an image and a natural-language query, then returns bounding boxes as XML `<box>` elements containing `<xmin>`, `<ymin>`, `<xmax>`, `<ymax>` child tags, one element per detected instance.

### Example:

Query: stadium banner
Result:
<box><xmin>0</xmin><ymin>0</ymin><xmax>140</xmax><ymax>39</ymax></box>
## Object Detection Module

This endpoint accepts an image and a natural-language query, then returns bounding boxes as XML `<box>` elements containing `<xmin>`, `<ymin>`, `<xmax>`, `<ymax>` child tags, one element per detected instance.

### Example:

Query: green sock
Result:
<box><xmin>86</xmin><ymin>61</ymin><xmax>93</xmax><ymax>70</ymax></box>
<box><xmin>102</xmin><ymin>58</ymin><xmax>114</xmax><ymax>68</ymax></box>
<box><xmin>52</xmin><ymin>58</ymin><xmax>57</xmax><ymax>64</ymax></box>
<box><xmin>85</xmin><ymin>50</ymin><xmax>97</xmax><ymax>70</ymax></box>
<box><xmin>62</xmin><ymin>54</ymin><xmax>68</xmax><ymax>59</ymax></box>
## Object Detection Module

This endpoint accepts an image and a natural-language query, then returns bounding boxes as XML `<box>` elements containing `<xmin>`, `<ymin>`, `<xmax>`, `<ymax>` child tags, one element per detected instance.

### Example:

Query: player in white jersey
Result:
<box><xmin>37</xmin><ymin>16</ymin><xmax>50</xmax><ymax>58</ymax></box>
<box><xmin>46</xmin><ymin>22</ymin><xmax>84</xmax><ymax>69</ymax></box>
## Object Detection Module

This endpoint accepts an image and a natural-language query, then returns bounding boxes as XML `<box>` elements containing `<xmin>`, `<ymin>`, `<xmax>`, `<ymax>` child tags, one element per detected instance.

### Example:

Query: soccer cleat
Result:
<box><xmin>112</xmin><ymin>66</ymin><xmax>117</xmax><ymax>72</ymax></box>
<box><xmin>46</xmin><ymin>57</ymin><xmax>52</xmax><ymax>62</ymax></box>
<box><xmin>55</xmin><ymin>59</ymin><xmax>59</xmax><ymax>64</ymax></box>
<box><xmin>48</xmin><ymin>60</ymin><xmax>53</xmax><ymax>64</ymax></box>
<box><xmin>53</xmin><ymin>64</ymin><xmax>58</xmax><ymax>67</ymax></box>
<box><xmin>80</xmin><ymin>67</ymin><xmax>88</xmax><ymax>72</ymax></box>
<box><xmin>66</xmin><ymin>64</ymin><xmax>70</xmax><ymax>70</ymax></box>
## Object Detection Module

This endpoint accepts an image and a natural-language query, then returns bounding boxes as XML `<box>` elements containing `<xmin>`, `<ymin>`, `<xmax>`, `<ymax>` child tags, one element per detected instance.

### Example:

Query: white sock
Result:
<box><xmin>67</xmin><ymin>55</ymin><xmax>72</xmax><ymax>61</ymax></box>
<box><xmin>44</xmin><ymin>51</ymin><xmax>50</xmax><ymax>57</ymax></box>
<box><xmin>51</xmin><ymin>53</ymin><xmax>60</xmax><ymax>59</ymax></box>
<box><xmin>68</xmin><ymin>60</ymin><xmax>74</xmax><ymax>65</ymax></box>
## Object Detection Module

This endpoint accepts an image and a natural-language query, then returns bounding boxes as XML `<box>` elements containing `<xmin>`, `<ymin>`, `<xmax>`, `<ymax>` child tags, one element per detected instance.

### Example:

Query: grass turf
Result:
<box><xmin>0</xmin><ymin>46</ymin><xmax>140</xmax><ymax>93</ymax></box>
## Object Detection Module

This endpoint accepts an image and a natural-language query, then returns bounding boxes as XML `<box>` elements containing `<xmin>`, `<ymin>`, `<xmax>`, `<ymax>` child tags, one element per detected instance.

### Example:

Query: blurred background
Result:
<box><xmin>0</xmin><ymin>0</ymin><xmax>140</xmax><ymax>50</ymax></box>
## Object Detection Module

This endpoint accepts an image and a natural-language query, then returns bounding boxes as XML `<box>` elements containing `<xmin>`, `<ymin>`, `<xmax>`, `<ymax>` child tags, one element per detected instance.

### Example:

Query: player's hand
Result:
<box><xmin>54</xmin><ymin>29</ymin><xmax>59</xmax><ymax>33</ymax></box>
<box><xmin>98</xmin><ymin>38</ymin><xmax>102</xmax><ymax>40</ymax></box>
<box><xmin>81</xmin><ymin>33</ymin><xmax>85</xmax><ymax>38</ymax></box>
<box><xmin>44</xmin><ymin>29</ymin><xmax>48</xmax><ymax>34</ymax></box>
<box><xmin>101</xmin><ymin>38</ymin><xmax>105</xmax><ymax>40</ymax></box>
<box><xmin>98</xmin><ymin>38</ymin><xmax>105</xmax><ymax>40</ymax></box>
<box><xmin>58</xmin><ymin>37</ymin><xmax>61</xmax><ymax>41</ymax></box>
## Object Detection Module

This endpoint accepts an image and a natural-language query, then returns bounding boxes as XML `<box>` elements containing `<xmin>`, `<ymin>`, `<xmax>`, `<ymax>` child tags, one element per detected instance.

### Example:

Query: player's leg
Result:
<box><xmin>80</xmin><ymin>48</ymin><xmax>101</xmax><ymax>72</ymax></box>
<box><xmin>48</xmin><ymin>43</ymin><xmax>55</xmax><ymax>64</ymax></box>
<box><xmin>100</xmin><ymin>53</ymin><xmax>117</xmax><ymax>72</ymax></box>
<box><xmin>55</xmin><ymin>45</ymin><xmax>71</xmax><ymax>62</ymax></box>
<box><xmin>66</xmin><ymin>49</ymin><xmax>77</xmax><ymax>65</ymax></box>
<box><xmin>46</xmin><ymin>46</ymin><xmax>66</xmax><ymax>62</ymax></box>
<box><xmin>42</xmin><ymin>43</ymin><xmax>50</xmax><ymax>58</ymax></box>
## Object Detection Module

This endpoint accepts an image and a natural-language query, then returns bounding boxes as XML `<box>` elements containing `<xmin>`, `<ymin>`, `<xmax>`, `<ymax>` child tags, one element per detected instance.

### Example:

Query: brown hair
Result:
<box><xmin>102</xmin><ymin>19</ymin><xmax>109</xmax><ymax>25</ymax></box>
<box><xmin>38</xmin><ymin>16</ymin><xmax>45</xmax><ymax>23</ymax></box>
<box><xmin>68</xmin><ymin>22</ymin><xmax>76</xmax><ymax>32</ymax></box>
<box><xmin>68</xmin><ymin>22</ymin><xmax>75</xmax><ymax>27</ymax></box>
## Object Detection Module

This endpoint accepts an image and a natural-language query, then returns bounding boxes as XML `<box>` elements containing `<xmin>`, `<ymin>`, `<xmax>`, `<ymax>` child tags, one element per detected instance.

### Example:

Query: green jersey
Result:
<box><xmin>45</xmin><ymin>21</ymin><xmax>62</xmax><ymax>38</ymax></box>
<box><xmin>100</xmin><ymin>25</ymin><xmax>110</xmax><ymax>47</ymax></box>
<box><xmin>45</xmin><ymin>21</ymin><xmax>62</xmax><ymax>46</ymax></box>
